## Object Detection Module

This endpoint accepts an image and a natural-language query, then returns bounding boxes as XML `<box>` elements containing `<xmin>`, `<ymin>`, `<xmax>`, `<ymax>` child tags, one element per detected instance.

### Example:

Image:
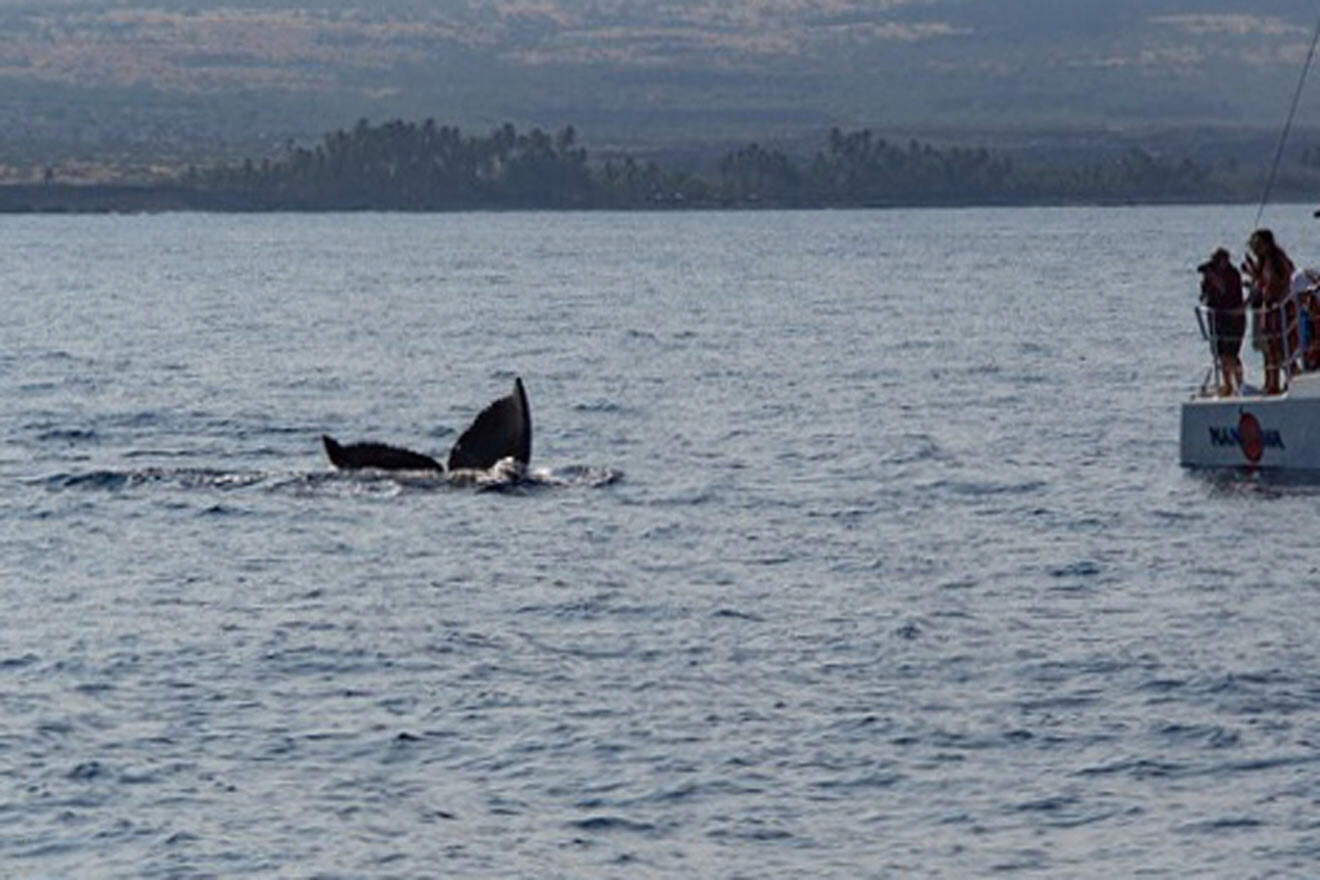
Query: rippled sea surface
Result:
<box><xmin>4</xmin><ymin>206</ymin><xmax>1320</xmax><ymax>878</ymax></box>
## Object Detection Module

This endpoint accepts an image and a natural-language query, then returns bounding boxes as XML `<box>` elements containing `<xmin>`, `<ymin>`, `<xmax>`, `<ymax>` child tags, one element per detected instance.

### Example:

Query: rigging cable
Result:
<box><xmin>1256</xmin><ymin>10</ymin><xmax>1320</xmax><ymax>227</ymax></box>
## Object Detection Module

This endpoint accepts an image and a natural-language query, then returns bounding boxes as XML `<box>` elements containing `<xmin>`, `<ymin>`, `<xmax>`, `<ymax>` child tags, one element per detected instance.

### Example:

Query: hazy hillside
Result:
<box><xmin>3</xmin><ymin>0</ymin><xmax>1320</xmax><ymax>176</ymax></box>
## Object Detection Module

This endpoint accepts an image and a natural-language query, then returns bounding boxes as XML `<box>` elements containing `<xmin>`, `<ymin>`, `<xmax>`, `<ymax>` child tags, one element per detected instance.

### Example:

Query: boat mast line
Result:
<box><xmin>1256</xmin><ymin>10</ymin><xmax>1320</xmax><ymax>228</ymax></box>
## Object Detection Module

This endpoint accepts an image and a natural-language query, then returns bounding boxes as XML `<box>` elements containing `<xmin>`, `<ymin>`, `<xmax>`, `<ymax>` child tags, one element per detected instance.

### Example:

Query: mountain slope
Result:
<box><xmin>1</xmin><ymin>0</ymin><xmax>1318</xmax><ymax>167</ymax></box>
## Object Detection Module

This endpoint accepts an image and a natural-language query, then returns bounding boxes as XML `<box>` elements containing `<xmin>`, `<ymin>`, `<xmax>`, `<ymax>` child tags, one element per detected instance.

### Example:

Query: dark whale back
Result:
<box><xmin>321</xmin><ymin>435</ymin><xmax>443</xmax><ymax>471</ymax></box>
<box><xmin>446</xmin><ymin>377</ymin><xmax>532</xmax><ymax>471</ymax></box>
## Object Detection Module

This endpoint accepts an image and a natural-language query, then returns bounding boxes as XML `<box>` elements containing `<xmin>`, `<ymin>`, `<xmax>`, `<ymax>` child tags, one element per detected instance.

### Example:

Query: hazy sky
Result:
<box><xmin>4</xmin><ymin>1</ymin><xmax>1320</xmax><ymax>161</ymax></box>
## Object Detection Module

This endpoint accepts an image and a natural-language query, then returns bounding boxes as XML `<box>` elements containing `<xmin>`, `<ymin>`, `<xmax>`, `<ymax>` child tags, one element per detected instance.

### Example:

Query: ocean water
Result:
<box><xmin>3</xmin><ymin>205</ymin><xmax>1320</xmax><ymax>878</ymax></box>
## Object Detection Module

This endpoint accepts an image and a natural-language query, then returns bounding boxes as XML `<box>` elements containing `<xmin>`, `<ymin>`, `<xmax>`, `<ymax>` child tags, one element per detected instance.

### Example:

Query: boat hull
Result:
<box><xmin>1180</xmin><ymin>392</ymin><xmax>1320</xmax><ymax>469</ymax></box>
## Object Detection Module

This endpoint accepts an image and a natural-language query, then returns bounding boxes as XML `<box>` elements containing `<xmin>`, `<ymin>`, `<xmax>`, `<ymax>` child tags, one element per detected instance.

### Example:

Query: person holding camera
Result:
<box><xmin>1198</xmin><ymin>248</ymin><xmax>1244</xmax><ymax>396</ymax></box>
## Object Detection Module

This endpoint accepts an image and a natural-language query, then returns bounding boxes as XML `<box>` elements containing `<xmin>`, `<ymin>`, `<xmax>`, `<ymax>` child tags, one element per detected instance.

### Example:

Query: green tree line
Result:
<box><xmin>189</xmin><ymin>118</ymin><xmax>1310</xmax><ymax>210</ymax></box>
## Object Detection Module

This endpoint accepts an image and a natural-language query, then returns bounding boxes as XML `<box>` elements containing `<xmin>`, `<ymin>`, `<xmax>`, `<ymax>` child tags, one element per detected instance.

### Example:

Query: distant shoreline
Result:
<box><xmin>0</xmin><ymin>183</ymin><xmax>1297</xmax><ymax>215</ymax></box>
<box><xmin>8</xmin><ymin>120</ymin><xmax>1311</xmax><ymax>215</ymax></box>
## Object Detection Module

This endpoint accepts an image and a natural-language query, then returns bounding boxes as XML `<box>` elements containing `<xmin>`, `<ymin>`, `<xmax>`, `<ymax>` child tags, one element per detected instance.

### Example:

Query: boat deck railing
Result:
<box><xmin>1193</xmin><ymin>282</ymin><xmax>1320</xmax><ymax>398</ymax></box>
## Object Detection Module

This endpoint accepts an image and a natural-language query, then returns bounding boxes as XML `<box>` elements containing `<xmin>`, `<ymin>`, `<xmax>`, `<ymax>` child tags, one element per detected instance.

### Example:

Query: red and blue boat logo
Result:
<box><xmin>1206</xmin><ymin>409</ymin><xmax>1286</xmax><ymax>464</ymax></box>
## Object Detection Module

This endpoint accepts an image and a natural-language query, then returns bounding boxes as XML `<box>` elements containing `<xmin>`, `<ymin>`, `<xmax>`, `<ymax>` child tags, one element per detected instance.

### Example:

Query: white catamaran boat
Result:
<box><xmin>1181</xmin><ymin>274</ymin><xmax>1320</xmax><ymax>469</ymax></box>
<box><xmin>1181</xmin><ymin>11</ymin><xmax>1320</xmax><ymax>470</ymax></box>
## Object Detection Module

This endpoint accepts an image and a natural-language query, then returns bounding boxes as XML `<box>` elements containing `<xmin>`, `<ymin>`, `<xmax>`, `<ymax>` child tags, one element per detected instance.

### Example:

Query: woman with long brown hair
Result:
<box><xmin>1242</xmin><ymin>228</ymin><xmax>1296</xmax><ymax>395</ymax></box>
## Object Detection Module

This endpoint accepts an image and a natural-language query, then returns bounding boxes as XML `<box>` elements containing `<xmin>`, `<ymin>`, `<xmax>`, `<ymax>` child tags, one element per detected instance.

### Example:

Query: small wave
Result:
<box><xmin>534</xmin><ymin>465</ymin><xmax>624</xmax><ymax>488</ymax></box>
<box><xmin>1049</xmin><ymin>560</ymin><xmax>1102</xmax><ymax>578</ymax></box>
<box><xmin>1151</xmin><ymin>508</ymin><xmax>1204</xmax><ymax>522</ymax></box>
<box><xmin>712</xmin><ymin>608</ymin><xmax>763</xmax><ymax>621</ymax></box>
<box><xmin>895</xmin><ymin>621</ymin><xmax>921</xmax><ymax>639</ymax></box>
<box><xmin>813</xmin><ymin>772</ymin><xmax>902</xmax><ymax>791</ymax></box>
<box><xmin>922</xmin><ymin>478</ymin><xmax>1048</xmax><ymax>497</ymax></box>
<box><xmin>198</xmin><ymin>503</ymin><xmax>253</xmax><ymax>518</ymax></box>
<box><xmin>1140</xmin><ymin>677</ymin><xmax>1188</xmax><ymax>693</ymax></box>
<box><xmin>36</xmin><ymin>428</ymin><xmax>100</xmax><ymax>443</ymax></box>
<box><xmin>646</xmin><ymin>488</ymin><xmax>716</xmax><ymax>507</ymax></box>
<box><xmin>150</xmin><ymin>468</ymin><xmax>268</xmax><ymax>489</ymax></box>
<box><xmin>745</xmin><ymin>554</ymin><xmax>793</xmax><ymax>566</ymax></box>
<box><xmin>68</xmin><ymin>760</ymin><xmax>105</xmax><ymax>781</ymax></box>
<box><xmin>73</xmin><ymin>681</ymin><xmax>115</xmax><ymax>695</ymax></box>
<box><xmin>39</xmin><ymin>467</ymin><xmax>268</xmax><ymax>492</ymax></box>
<box><xmin>1177</xmin><ymin>817</ymin><xmax>1266</xmax><ymax>834</ymax></box>
<box><xmin>569</xmin><ymin>816</ymin><xmax>658</xmax><ymax>834</ymax></box>
<box><xmin>37</xmin><ymin>460</ymin><xmax>621</xmax><ymax>498</ymax></box>
<box><xmin>882</xmin><ymin>433</ymin><xmax>953</xmax><ymax>466</ymax></box>
<box><xmin>572</xmin><ymin>400</ymin><xmax>627</xmax><ymax>414</ymax></box>
<box><xmin>107</xmin><ymin>411</ymin><xmax>165</xmax><ymax>429</ymax></box>
<box><xmin>707</xmin><ymin>825</ymin><xmax>794</xmax><ymax>842</ymax></box>
<box><xmin>121</xmin><ymin>449</ymin><xmax>209</xmax><ymax>459</ymax></box>
<box><xmin>0</xmin><ymin>653</ymin><xmax>38</xmax><ymax>670</ymax></box>
<box><xmin>1013</xmin><ymin>795</ymin><xmax>1079</xmax><ymax>813</ymax></box>
<box><xmin>36</xmin><ymin>350</ymin><xmax>88</xmax><ymax>363</ymax></box>
<box><xmin>43</xmin><ymin>470</ymin><xmax>129</xmax><ymax>490</ymax></box>
<box><xmin>304</xmin><ymin>460</ymin><xmax>620</xmax><ymax>493</ymax></box>
<box><xmin>1076</xmin><ymin>758</ymin><xmax>1184</xmax><ymax>779</ymax></box>
<box><xmin>1019</xmin><ymin>692</ymin><xmax>1099</xmax><ymax>711</ymax></box>
<box><xmin>1155</xmin><ymin>723</ymin><xmax>1241</xmax><ymax>749</ymax></box>
<box><xmin>37</xmin><ymin>719</ymin><xmax>75</xmax><ymax>736</ymax></box>
<box><xmin>1221</xmin><ymin>754</ymin><xmax>1320</xmax><ymax>774</ymax></box>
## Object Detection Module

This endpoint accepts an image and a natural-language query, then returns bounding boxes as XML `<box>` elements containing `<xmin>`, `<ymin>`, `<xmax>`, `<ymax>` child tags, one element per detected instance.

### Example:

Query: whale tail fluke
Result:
<box><xmin>446</xmin><ymin>377</ymin><xmax>532</xmax><ymax>472</ymax></box>
<box><xmin>322</xmin><ymin>377</ymin><xmax>532</xmax><ymax>474</ymax></box>
<box><xmin>321</xmin><ymin>434</ymin><xmax>443</xmax><ymax>472</ymax></box>
<box><xmin>322</xmin><ymin>434</ymin><xmax>346</xmax><ymax>467</ymax></box>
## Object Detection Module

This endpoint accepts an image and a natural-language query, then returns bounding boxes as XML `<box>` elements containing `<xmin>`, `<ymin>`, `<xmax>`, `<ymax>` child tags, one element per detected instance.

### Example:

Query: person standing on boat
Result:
<box><xmin>1242</xmin><ymin>229</ymin><xmax>1296</xmax><ymax>395</ymax></box>
<box><xmin>1198</xmin><ymin>248</ymin><xmax>1244</xmax><ymax>396</ymax></box>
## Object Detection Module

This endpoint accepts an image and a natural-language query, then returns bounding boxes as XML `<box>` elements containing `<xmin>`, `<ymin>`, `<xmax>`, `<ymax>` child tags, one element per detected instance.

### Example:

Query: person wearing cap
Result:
<box><xmin>1198</xmin><ymin>248</ymin><xmax>1244</xmax><ymax>396</ymax></box>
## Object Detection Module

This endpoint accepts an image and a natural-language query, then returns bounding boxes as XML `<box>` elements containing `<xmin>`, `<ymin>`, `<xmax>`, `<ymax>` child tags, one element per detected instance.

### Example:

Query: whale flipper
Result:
<box><xmin>321</xmin><ymin>435</ymin><xmax>443</xmax><ymax>471</ymax></box>
<box><xmin>447</xmin><ymin>377</ymin><xmax>532</xmax><ymax>471</ymax></box>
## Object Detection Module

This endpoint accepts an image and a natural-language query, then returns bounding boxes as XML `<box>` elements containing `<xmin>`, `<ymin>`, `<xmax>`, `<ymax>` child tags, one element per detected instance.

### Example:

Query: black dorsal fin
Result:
<box><xmin>446</xmin><ymin>377</ymin><xmax>532</xmax><ymax>471</ymax></box>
